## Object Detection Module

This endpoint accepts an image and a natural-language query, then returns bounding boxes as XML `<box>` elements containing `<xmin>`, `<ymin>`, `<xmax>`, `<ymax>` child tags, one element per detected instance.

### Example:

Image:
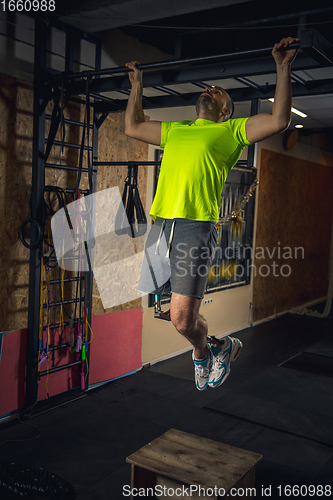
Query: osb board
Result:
<box><xmin>253</xmin><ymin>148</ymin><xmax>333</xmax><ymax>322</ymax></box>
<box><xmin>93</xmin><ymin>112</ymin><xmax>149</xmax><ymax>316</ymax></box>
<box><xmin>0</xmin><ymin>74</ymin><xmax>34</xmax><ymax>332</ymax></box>
<box><xmin>0</xmin><ymin>72</ymin><xmax>148</xmax><ymax>332</ymax></box>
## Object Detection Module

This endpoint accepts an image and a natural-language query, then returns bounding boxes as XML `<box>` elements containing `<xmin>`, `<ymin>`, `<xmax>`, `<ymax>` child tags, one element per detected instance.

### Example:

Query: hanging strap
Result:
<box><xmin>155</xmin><ymin>220</ymin><xmax>166</xmax><ymax>255</ymax></box>
<box><xmin>115</xmin><ymin>164</ymin><xmax>132</xmax><ymax>236</ymax></box>
<box><xmin>115</xmin><ymin>162</ymin><xmax>147</xmax><ymax>238</ymax></box>
<box><xmin>44</xmin><ymin>77</ymin><xmax>72</xmax><ymax>164</ymax></box>
<box><xmin>166</xmin><ymin>220</ymin><xmax>176</xmax><ymax>259</ymax></box>
<box><xmin>132</xmin><ymin>163</ymin><xmax>147</xmax><ymax>237</ymax></box>
<box><xmin>155</xmin><ymin>220</ymin><xmax>176</xmax><ymax>258</ymax></box>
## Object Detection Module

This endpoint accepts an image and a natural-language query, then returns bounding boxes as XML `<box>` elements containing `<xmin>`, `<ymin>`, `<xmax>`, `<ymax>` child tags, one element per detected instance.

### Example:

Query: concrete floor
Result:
<box><xmin>0</xmin><ymin>305</ymin><xmax>332</xmax><ymax>499</ymax></box>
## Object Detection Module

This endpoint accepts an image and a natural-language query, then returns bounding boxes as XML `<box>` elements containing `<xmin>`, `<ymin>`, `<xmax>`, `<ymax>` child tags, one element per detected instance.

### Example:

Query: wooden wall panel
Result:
<box><xmin>0</xmin><ymin>74</ymin><xmax>33</xmax><ymax>332</ymax></box>
<box><xmin>0</xmin><ymin>73</ymin><xmax>148</xmax><ymax>332</ymax></box>
<box><xmin>93</xmin><ymin>112</ymin><xmax>148</xmax><ymax>316</ymax></box>
<box><xmin>253</xmin><ymin>148</ymin><xmax>333</xmax><ymax>322</ymax></box>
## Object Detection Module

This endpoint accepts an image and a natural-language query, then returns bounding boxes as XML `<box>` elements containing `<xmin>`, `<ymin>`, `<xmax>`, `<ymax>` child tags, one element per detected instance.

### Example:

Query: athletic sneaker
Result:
<box><xmin>192</xmin><ymin>349</ymin><xmax>213</xmax><ymax>391</ymax></box>
<box><xmin>207</xmin><ymin>336</ymin><xmax>242</xmax><ymax>388</ymax></box>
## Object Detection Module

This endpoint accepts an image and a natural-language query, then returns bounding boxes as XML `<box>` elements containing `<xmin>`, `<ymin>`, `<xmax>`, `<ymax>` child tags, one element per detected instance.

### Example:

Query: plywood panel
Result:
<box><xmin>93</xmin><ymin>112</ymin><xmax>149</xmax><ymax>315</ymax></box>
<box><xmin>0</xmin><ymin>74</ymin><xmax>33</xmax><ymax>332</ymax></box>
<box><xmin>0</xmin><ymin>72</ymin><xmax>149</xmax><ymax>332</ymax></box>
<box><xmin>253</xmin><ymin>148</ymin><xmax>333</xmax><ymax>322</ymax></box>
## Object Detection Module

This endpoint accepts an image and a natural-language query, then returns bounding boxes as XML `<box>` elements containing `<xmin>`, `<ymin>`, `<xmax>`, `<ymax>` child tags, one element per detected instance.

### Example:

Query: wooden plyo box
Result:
<box><xmin>126</xmin><ymin>428</ymin><xmax>263</xmax><ymax>499</ymax></box>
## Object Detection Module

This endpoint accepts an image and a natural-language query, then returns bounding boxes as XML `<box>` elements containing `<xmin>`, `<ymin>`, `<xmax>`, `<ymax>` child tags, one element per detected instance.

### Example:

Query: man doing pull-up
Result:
<box><xmin>124</xmin><ymin>38</ymin><xmax>299</xmax><ymax>391</ymax></box>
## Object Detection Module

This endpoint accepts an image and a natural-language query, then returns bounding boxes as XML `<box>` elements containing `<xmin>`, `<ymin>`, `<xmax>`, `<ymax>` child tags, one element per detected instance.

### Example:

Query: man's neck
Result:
<box><xmin>196</xmin><ymin>112</ymin><xmax>219</xmax><ymax>123</ymax></box>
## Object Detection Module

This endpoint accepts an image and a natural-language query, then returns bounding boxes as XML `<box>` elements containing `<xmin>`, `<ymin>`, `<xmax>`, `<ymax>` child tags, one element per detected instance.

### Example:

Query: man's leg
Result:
<box><xmin>170</xmin><ymin>293</ymin><xmax>208</xmax><ymax>360</ymax></box>
<box><xmin>170</xmin><ymin>291</ymin><xmax>243</xmax><ymax>391</ymax></box>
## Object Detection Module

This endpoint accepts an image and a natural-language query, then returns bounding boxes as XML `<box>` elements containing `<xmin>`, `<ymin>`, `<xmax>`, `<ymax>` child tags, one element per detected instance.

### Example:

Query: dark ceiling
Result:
<box><xmin>52</xmin><ymin>0</ymin><xmax>333</xmax><ymax>60</ymax></box>
<box><xmin>120</xmin><ymin>3</ymin><xmax>333</xmax><ymax>61</ymax></box>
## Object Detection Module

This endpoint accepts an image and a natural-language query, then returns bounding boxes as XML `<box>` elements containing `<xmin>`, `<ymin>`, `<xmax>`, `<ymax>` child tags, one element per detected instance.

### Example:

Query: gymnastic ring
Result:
<box><xmin>20</xmin><ymin>218</ymin><xmax>43</xmax><ymax>250</ymax></box>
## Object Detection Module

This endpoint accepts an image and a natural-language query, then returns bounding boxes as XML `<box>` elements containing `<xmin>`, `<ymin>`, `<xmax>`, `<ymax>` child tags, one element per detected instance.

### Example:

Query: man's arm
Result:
<box><xmin>245</xmin><ymin>37</ymin><xmax>299</xmax><ymax>144</ymax></box>
<box><xmin>124</xmin><ymin>61</ymin><xmax>162</xmax><ymax>146</ymax></box>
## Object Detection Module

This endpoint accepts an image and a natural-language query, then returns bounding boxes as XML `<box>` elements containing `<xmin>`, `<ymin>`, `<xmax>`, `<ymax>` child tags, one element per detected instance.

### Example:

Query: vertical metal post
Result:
<box><xmin>83</xmin><ymin>39</ymin><xmax>102</xmax><ymax>390</ymax></box>
<box><xmin>25</xmin><ymin>20</ymin><xmax>47</xmax><ymax>407</ymax></box>
<box><xmin>247</xmin><ymin>98</ymin><xmax>261</xmax><ymax>169</ymax></box>
<box><xmin>245</xmin><ymin>98</ymin><xmax>261</xmax><ymax>288</ymax></box>
<box><xmin>297</xmin><ymin>15</ymin><xmax>306</xmax><ymax>41</ymax></box>
<box><xmin>65</xmin><ymin>32</ymin><xmax>75</xmax><ymax>72</ymax></box>
<box><xmin>174</xmin><ymin>36</ymin><xmax>182</xmax><ymax>59</ymax></box>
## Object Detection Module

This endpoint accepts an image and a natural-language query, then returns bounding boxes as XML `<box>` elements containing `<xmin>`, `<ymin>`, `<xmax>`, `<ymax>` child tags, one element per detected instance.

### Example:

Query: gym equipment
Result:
<box><xmin>0</xmin><ymin>461</ymin><xmax>75</xmax><ymax>499</ymax></box>
<box><xmin>154</xmin><ymin>294</ymin><xmax>171</xmax><ymax>321</ymax></box>
<box><xmin>115</xmin><ymin>162</ymin><xmax>147</xmax><ymax>238</ymax></box>
<box><xmin>126</xmin><ymin>428</ymin><xmax>262</xmax><ymax>499</ymax></box>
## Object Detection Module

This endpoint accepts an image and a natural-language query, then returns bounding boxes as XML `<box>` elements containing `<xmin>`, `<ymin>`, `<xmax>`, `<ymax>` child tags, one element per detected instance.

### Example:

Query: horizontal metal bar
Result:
<box><xmin>192</xmin><ymin>82</ymin><xmax>209</xmax><ymax>90</ymax></box>
<box><xmin>90</xmin><ymin>51</ymin><xmax>322</xmax><ymax>103</ymax></box>
<box><xmin>93</xmin><ymin>160</ymin><xmax>250</xmax><ymax>168</ymax></box>
<box><xmin>67</xmin><ymin>42</ymin><xmax>301</xmax><ymax>81</ymax></box>
<box><xmin>49</xmin><ymin>255</ymin><xmax>81</xmax><ymax>262</ymax></box>
<box><xmin>93</xmin><ymin>160</ymin><xmax>161</xmax><ymax>167</ymax></box>
<box><xmin>45</xmin><ymin>114</ymin><xmax>93</xmax><ymax>129</ymax></box>
<box><xmin>43</xmin><ymin>319</ymin><xmax>83</xmax><ymax>330</ymax></box>
<box><xmin>42</xmin><ymin>30</ymin><xmax>331</xmax><ymax>103</ymax></box>
<box><xmin>39</xmin><ymin>360</ymin><xmax>82</xmax><ymax>377</ymax></box>
<box><xmin>67</xmin><ymin>96</ymin><xmax>91</xmax><ymax>106</ymax></box>
<box><xmin>291</xmin><ymin>73</ymin><xmax>309</xmax><ymax>86</ymax></box>
<box><xmin>45</xmin><ymin>139</ymin><xmax>92</xmax><ymax>151</ymax></box>
<box><xmin>43</xmin><ymin>342</ymin><xmax>72</xmax><ymax>351</ymax></box>
<box><xmin>0</xmin><ymin>31</ymin><xmax>34</xmax><ymax>49</ymax></box>
<box><xmin>65</xmin><ymin>188</ymin><xmax>90</xmax><ymax>195</ymax></box>
<box><xmin>45</xmin><ymin>163</ymin><xmax>92</xmax><ymax>173</ymax></box>
<box><xmin>50</xmin><ymin>277</ymin><xmax>84</xmax><ymax>285</ymax></box>
<box><xmin>153</xmin><ymin>86</ymin><xmax>183</xmax><ymax>97</ymax></box>
<box><xmin>235</xmin><ymin>77</ymin><xmax>266</xmax><ymax>92</ymax></box>
<box><xmin>116</xmin><ymin>89</ymin><xmax>131</xmax><ymax>96</ymax></box>
<box><xmin>90</xmin><ymin>92</ymin><xmax>116</xmax><ymax>104</ymax></box>
<box><xmin>43</xmin><ymin>297</ymin><xmax>85</xmax><ymax>308</ymax></box>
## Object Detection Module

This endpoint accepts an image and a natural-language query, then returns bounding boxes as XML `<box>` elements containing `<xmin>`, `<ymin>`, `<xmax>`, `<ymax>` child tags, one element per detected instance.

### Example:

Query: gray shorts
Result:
<box><xmin>138</xmin><ymin>218</ymin><xmax>218</xmax><ymax>299</ymax></box>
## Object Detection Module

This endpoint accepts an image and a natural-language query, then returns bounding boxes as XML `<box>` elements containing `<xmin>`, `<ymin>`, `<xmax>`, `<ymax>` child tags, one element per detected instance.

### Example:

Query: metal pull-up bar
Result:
<box><xmin>67</xmin><ymin>42</ymin><xmax>301</xmax><ymax>81</ymax></box>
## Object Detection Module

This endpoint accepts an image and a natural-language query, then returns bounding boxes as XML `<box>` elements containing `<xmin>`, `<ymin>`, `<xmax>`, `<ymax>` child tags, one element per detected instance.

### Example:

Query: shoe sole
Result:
<box><xmin>193</xmin><ymin>351</ymin><xmax>212</xmax><ymax>391</ymax></box>
<box><xmin>208</xmin><ymin>338</ymin><xmax>243</xmax><ymax>388</ymax></box>
<box><xmin>231</xmin><ymin>339</ymin><xmax>243</xmax><ymax>361</ymax></box>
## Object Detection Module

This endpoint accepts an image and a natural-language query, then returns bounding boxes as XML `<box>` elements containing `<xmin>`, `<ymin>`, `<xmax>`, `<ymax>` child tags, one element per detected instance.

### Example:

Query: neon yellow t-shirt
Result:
<box><xmin>149</xmin><ymin>117</ymin><xmax>252</xmax><ymax>223</ymax></box>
